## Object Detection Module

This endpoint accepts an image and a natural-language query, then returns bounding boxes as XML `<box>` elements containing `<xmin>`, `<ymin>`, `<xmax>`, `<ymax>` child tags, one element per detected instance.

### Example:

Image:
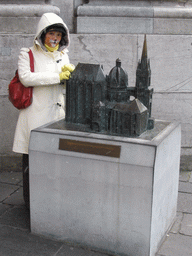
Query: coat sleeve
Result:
<box><xmin>18</xmin><ymin>48</ymin><xmax>61</xmax><ymax>87</ymax></box>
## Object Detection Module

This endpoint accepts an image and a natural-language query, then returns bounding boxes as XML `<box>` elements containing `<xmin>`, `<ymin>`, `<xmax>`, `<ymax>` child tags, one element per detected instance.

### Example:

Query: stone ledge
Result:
<box><xmin>77</xmin><ymin>6</ymin><xmax>154</xmax><ymax>17</ymax></box>
<box><xmin>77</xmin><ymin>5</ymin><xmax>192</xmax><ymax>19</ymax></box>
<box><xmin>155</xmin><ymin>6</ymin><xmax>192</xmax><ymax>18</ymax></box>
<box><xmin>0</xmin><ymin>4</ymin><xmax>60</xmax><ymax>17</ymax></box>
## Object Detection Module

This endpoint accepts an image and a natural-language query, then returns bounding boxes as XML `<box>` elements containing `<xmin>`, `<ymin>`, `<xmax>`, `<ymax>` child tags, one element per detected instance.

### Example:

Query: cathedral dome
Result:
<box><xmin>108</xmin><ymin>59</ymin><xmax>128</xmax><ymax>89</ymax></box>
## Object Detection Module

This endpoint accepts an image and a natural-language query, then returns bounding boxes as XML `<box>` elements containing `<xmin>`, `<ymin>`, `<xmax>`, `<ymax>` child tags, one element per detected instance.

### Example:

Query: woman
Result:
<box><xmin>12</xmin><ymin>12</ymin><xmax>74</xmax><ymax>207</ymax></box>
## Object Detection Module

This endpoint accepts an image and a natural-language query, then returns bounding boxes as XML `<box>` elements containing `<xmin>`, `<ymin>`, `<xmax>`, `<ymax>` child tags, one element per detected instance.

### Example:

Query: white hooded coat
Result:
<box><xmin>13</xmin><ymin>13</ymin><xmax>70</xmax><ymax>154</ymax></box>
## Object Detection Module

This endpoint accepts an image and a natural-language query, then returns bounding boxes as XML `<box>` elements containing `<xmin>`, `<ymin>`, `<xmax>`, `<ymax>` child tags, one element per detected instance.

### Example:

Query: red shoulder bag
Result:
<box><xmin>9</xmin><ymin>49</ymin><xmax>34</xmax><ymax>110</ymax></box>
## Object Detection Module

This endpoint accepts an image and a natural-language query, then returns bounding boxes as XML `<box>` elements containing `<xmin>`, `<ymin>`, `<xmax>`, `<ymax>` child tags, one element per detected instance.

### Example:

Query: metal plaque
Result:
<box><xmin>59</xmin><ymin>139</ymin><xmax>121</xmax><ymax>158</ymax></box>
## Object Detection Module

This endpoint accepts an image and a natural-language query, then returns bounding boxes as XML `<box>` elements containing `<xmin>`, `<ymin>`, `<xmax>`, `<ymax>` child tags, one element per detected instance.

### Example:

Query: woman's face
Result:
<box><xmin>44</xmin><ymin>31</ymin><xmax>62</xmax><ymax>48</ymax></box>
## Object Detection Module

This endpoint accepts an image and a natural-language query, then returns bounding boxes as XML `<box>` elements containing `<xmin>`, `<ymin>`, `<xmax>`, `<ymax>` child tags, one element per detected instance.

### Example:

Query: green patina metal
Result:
<box><xmin>65</xmin><ymin>35</ymin><xmax>154</xmax><ymax>137</ymax></box>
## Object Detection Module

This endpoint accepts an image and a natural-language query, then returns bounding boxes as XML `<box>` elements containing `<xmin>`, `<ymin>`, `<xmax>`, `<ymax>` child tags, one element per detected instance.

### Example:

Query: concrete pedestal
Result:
<box><xmin>29</xmin><ymin>119</ymin><xmax>181</xmax><ymax>256</ymax></box>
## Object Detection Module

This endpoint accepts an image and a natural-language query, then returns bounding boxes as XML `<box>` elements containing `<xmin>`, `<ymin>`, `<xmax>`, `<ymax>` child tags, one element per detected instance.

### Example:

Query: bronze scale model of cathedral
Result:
<box><xmin>65</xmin><ymin>36</ymin><xmax>154</xmax><ymax>137</ymax></box>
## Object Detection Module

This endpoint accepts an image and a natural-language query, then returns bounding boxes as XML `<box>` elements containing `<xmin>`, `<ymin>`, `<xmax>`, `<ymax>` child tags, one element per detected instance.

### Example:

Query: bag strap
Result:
<box><xmin>28</xmin><ymin>49</ymin><xmax>34</xmax><ymax>72</ymax></box>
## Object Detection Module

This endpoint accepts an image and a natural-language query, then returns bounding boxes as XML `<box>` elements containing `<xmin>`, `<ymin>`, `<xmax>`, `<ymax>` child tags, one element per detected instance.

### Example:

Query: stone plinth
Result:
<box><xmin>29</xmin><ymin>119</ymin><xmax>181</xmax><ymax>256</ymax></box>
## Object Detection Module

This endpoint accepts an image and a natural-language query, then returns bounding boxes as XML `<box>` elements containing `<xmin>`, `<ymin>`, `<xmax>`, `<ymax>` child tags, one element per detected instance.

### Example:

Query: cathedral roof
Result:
<box><xmin>113</xmin><ymin>99</ymin><xmax>147</xmax><ymax>114</ymax></box>
<box><xmin>128</xmin><ymin>99</ymin><xmax>148</xmax><ymax>113</ymax></box>
<box><xmin>71</xmin><ymin>63</ymin><xmax>105</xmax><ymax>82</ymax></box>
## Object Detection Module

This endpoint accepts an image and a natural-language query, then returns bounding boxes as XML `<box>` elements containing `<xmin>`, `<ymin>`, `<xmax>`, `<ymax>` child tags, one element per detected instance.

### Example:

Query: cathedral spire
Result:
<box><xmin>141</xmin><ymin>34</ymin><xmax>148</xmax><ymax>67</ymax></box>
<box><xmin>142</xmin><ymin>35</ymin><xmax>147</xmax><ymax>59</ymax></box>
<box><xmin>136</xmin><ymin>34</ymin><xmax>151</xmax><ymax>89</ymax></box>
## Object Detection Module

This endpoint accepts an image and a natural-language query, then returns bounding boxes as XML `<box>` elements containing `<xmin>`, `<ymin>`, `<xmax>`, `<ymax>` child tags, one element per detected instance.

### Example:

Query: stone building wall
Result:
<box><xmin>1</xmin><ymin>0</ymin><xmax>192</xmax><ymax>171</ymax></box>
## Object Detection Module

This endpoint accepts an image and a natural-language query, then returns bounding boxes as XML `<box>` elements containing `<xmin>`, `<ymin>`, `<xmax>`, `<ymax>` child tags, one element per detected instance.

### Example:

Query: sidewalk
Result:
<box><xmin>0</xmin><ymin>156</ymin><xmax>192</xmax><ymax>256</ymax></box>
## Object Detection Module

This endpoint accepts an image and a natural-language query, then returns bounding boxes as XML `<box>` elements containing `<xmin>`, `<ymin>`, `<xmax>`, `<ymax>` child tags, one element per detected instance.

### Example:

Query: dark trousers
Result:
<box><xmin>22</xmin><ymin>154</ymin><xmax>29</xmax><ymax>208</ymax></box>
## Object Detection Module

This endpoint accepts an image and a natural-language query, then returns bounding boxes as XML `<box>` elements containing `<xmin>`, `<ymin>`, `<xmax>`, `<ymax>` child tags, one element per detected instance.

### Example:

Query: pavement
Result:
<box><xmin>0</xmin><ymin>155</ymin><xmax>192</xmax><ymax>256</ymax></box>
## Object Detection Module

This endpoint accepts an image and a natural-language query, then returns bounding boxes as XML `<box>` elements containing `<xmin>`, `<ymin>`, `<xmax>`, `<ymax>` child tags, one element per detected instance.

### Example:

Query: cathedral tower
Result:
<box><xmin>107</xmin><ymin>58</ymin><xmax>129</xmax><ymax>102</ymax></box>
<box><xmin>135</xmin><ymin>35</ymin><xmax>153</xmax><ymax>117</ymax></box>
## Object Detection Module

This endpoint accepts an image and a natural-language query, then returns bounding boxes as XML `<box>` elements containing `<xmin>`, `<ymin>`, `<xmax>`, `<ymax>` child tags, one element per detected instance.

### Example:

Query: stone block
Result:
<box><xmin>0</xmin><ymin>17</ymin><xmax>40</xmax><ymax>34</ymax></box>
<box><xmin>76</xmin><ymin>17</ymin><xmax>153</xmax><ymax>34</ymax></box>
<box><xmin>154</xmin><ymin>18</ymin><xmax>192</xmax><ymax>34</ymax></box>
<box><xmin>29</xmin><ymin>120</ymin><xmax>181</xmax><ymax>256</ymax></box>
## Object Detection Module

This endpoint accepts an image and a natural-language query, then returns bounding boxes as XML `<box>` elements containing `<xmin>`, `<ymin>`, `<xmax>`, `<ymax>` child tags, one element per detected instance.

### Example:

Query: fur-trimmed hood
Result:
<box><xmin>34</xmin><ymin>12</ymin><xmax>69</xmax><ymax>52</ymax></box>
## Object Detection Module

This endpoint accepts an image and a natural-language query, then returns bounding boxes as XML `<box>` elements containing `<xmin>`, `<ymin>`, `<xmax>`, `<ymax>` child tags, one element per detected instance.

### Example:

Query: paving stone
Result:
<box><xmin>179</xmin><ymin>181</ymin><xmax>192</xmax><ymax>194</ymax></box>
<box><xmin>0</xmin><ymin>171</ymin><xmax>22</xmax><ymax>185</ymax></box>
<box><xmin>189</xmin><ymin>173</ymin><xmax>192</xmax><ymax>183</ymax></box>
<box><xmin>0</xmin><ymin>224</ymin><xmax>63</xmax><ymax>256</ymax></box>
<box><xmin>180</xmin><ymin>213</ymin><xmax>192</xmax><ymax>236</ymax></box>
<box><xmin>56</xmin><ymin>244</ymin><xmax>110</xmax><ymax>256</ymax></box>
<box><xmin>179</xmin><ymin>170</ymin><xmax>191</xmax><ymax>182</ymax></box>
<box><xmin>177</xmin><ymin>192</ymin><xmax>192</xmax><ymax>214</ymax></box>
<box><xmin>180</xmin><ymin>155</ymin><xmax>192</xmax><ymax>172</ymax></box>
<box><xmin>0</xmin><ymin>205</ymin><xmax>30</xmax><ymax>230</ymax></box>
<box><xmin>0</xmin><ymin>203</ymin><xmax>12</xmax><ymax>216</ymax></box>
<box><xmin>3</xmin><ymin>187</ymin><xmax>24</xmax><ymax>206</ymax></box>
<box><xmin>169</xmin><ymin>212</ymin><xmax>183</xmax><ymax>234</ymax></box>
<box><xmin>17</xmin><ymin>180</ymin><xmax>23</xmax><ymax>186</ymax></box>
<box><xmin>157</xmin><ymin>233</ymin><xmax>192</xmax><ymax>256</ymax></box>
<box><xmin>0</xmin><ymin>183</ymin><xmax>20</xmax><ymax>202</ymax></box>
<box><xmin>0</xmin><ymin>155</ymin><xmax>22</xmax><ymax>172</ymax></box>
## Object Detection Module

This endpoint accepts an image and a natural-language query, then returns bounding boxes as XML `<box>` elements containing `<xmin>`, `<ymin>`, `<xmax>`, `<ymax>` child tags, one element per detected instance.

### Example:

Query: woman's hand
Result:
<box><xmin>59</xmin><ymin>70</ymin><xmax>71</xmax><ymax>81</ymax></box>
<box><xmin>59</xmin><ymin>64</ymin><xmax>75</xmax><ymax>81</ymax></box>
<box><xmin>62</xmin><ymin>64</ymin><xmax>75</xmax><ymax>73</ymax></box>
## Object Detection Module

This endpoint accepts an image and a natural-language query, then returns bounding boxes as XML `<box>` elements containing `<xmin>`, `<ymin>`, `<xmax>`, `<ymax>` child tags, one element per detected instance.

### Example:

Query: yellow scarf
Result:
<box><xmin>45</xmin><ymin>44</ymin><xmax>59</xmax><ymax>52</ymax></box>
